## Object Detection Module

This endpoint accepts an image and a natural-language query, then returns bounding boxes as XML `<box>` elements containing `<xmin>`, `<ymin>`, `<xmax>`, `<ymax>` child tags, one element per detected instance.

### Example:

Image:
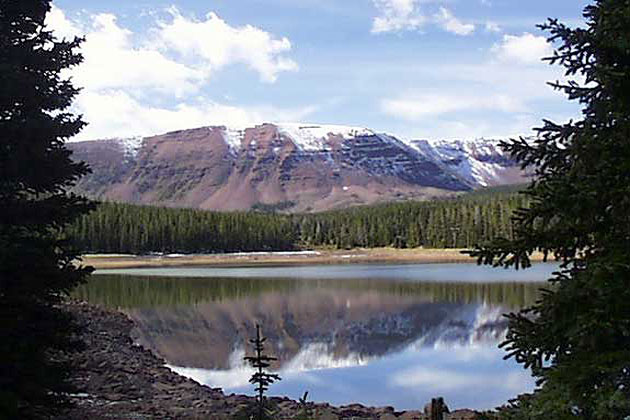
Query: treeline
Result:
<box><xmin>67</xmin><ymin>190</ymin><xmax>530</xmax><ymax>253</ymax></box>
<box><xmin>67</xmin><ymin>202</ymin><xmax>297</xmax><ymax>254</ymax></box>
<box><xmin>296</xmin><ymin>192</ymin><xmax>527</xmax><ymax>249</ymax></box>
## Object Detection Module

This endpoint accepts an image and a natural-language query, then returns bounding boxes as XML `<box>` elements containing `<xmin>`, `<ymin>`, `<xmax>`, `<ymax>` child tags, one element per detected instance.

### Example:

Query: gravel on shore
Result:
<box><xmin>57</xmin><ymin>301</ymin><xmax>482</xmax><ymax>420</ymax></box>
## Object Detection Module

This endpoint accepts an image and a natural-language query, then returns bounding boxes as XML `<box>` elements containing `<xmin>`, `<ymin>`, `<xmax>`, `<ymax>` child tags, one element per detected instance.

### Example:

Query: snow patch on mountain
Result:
<box><xmin>115</xmin><ymin>136</ymin><xmax>143</xmax><ymax>159</ymax></box>
<box><xmin>277</xmin><ymin>123</ymin><xmax>374</xmax><ymax>151</ymax></box>
<box><xmin>213</xmin><ymin>123</ymin><xmax>517</xmax><ymax>189</ymax></box>
<box><xmin>410</xmin><ymin>138</ymin><xmax>510</xmax><ymax>187</ymax></box>
<box><xmin>222</xmin><ymin>127</ymin><xmax>246</xmax><ymax>152</ymax></box>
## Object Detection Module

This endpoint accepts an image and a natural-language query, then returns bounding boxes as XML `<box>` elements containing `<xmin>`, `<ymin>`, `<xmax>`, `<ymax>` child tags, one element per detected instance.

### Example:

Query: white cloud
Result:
<box><xmin>492</xmin><ymin>33</ymin><xmax>553</xmax><ymax>65</ymax></box>
<box><xmin>382</xmin><ymin>93</ymin><xmax>525</xmax><ymax>119</ymax></box>
<box><xmin>371</xmin><ymin>0</ymin><xmax>426</xmax><ymax>33</ymax></box>
<box><xmin>378</xmin><ymin>28</ymin><xmax>577</xmax><ymax>140</ymax></box>
<box><xmin>46</xmin><ymin>5</ymin><xmax>297</xmax><ymax>90</ymax></box>
<box><xmin>79</xmin><ymin>13</ymin><xmax>203</xmax><ymax>95</ymax></box>
<box><xmin>389</xmin><ymin>365</ymin><xmax>530</xmax><ymax>392</ymax></box>
<box><xmin>45</xmin><ymin>4</ymin><xmax>305</xmax><ymax>141</ymax></box>
<box><xmin>371</xmin><ymin>1</ymin><xmax>474</xmax><ymax>36</ymax></box>
<box><xmin>46</xmin><ymin>5</ymin><xmax>203</xmax><ymax>96</ymax></box>
<box><xmin>156</xmin><ymin>7</ymin><xmax>298</xmax><ymax>83</ymax></box>
<box><xmin>434</xmin><ymin>7</ymin><xmax>475</xmax><ymax>36</ymax></box>
<box><xmin>74</xmin><ymin>90</ymin><xmax>316</xmax><ymax>140</ymax></box>
<box><xmin>46</xmin><ymin>4</ymin><xmax>81</xmax><ymax>40</ymax></box>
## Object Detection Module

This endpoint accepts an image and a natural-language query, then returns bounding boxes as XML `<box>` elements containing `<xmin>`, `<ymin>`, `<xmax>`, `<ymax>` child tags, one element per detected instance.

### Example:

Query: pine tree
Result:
<box><xmin>0</xmin><ymin>1</ymin><xmax>93</xmax><ymax>417</ymax></box>
<box><xmin>244</xmin><ymin>324</ymin><xmax>281</xmax><ymax>420</ymax></box>
<box><xmin>469</xmin><ymin>1</ymin><xmax>630</xmax><ymax>418</ymax></box>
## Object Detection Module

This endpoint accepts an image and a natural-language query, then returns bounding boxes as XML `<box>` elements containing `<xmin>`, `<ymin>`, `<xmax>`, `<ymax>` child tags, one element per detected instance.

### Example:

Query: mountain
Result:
<box><xmin>68</xmin><ymin>123</ymin><xmax>529</xmax><ymax>212</ymax></box>
<box><xmin>409</xmin><ymin>138</ymin><xmax>528</xmax><ymax>188</ymax></box>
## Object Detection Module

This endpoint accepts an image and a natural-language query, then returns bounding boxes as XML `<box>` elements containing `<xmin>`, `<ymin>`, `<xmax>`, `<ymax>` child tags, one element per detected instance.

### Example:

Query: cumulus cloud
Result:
<box><xmin>74</xmin><ymin>90</ymin><xmax>316</xmax><ymax>140</ymax></box>
<box><xmin>492</xmin><ymin>33</ymin><xmax>553</xmax><ymax>65</ymax></box>
<box><xmin>434</xmin><ymin>7</ymin><xmax>474</xmax><ymax>36</ymax></box>
<box><xmin>156</xmin><ymin>7</ymin><xmax>298</xmax><ymax>83</ymax></box>
<box><xmin>77</xmin><ymin>13</ymin><xmax>203</xmax><ymax>96</ymax></box>
<box><xmin>44</xmin><ymin>4</ymin><xmax>304</xmax><ymax>140</ymax></box>
<box><xmin>371</xmin><ymin>0</ymin><xmax>473</xmax><ymax>35</ymax></box>
<box><xmin>45</xmin><ymin>4</ymin><xmax>81</xmax><ymax>40</ymax></box>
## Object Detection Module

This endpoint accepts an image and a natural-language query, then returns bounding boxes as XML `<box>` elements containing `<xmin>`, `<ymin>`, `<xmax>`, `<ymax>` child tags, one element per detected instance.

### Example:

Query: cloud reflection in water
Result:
<box><xmin>171</xmin><ymin>340</ymin><xmax>533</xmax><ymax>411</ymax></box>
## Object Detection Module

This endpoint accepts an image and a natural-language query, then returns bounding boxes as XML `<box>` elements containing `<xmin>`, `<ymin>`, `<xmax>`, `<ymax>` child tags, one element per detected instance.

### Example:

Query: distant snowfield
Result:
<box><xmin>116</xmin><ymin>136</ymin><xmax>144</xmax><ymax>158</ymax></box>
<box><xmin>217</xmin><ymin>122</ymin><xmax>514</xmax><ymax>188</ymax></box>
<box><xmin>410</xmin><ymin>138</ymin><xmax>511</xmax><ymax>187</ymax></box>
<box><xmin>222</xmin><ymin>127</ymin><xmax>246</xmax><ymax>152</ymax></box>
<box><xmin>277</xmin><ymin>123</ymin><xmax>374</xmax><ymax>151</ymax></box>
<box><xmin>220</xmin><ymin>122</ymin><xmax>376</xmax><ymax>152</ymax></box>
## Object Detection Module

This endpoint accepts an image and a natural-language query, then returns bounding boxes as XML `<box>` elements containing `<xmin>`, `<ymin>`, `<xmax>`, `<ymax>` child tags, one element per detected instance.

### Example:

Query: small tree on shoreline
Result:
<box><xmin>244</xmin><ymin>324</ymin><xmax>281</xmax><ymax>420</ymax></box>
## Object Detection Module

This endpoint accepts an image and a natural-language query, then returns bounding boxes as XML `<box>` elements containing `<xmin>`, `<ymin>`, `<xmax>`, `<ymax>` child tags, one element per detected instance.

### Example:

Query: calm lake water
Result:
<box><xmin>75</xmin><ymin>263</ymin><xmax>556</xmax><ymax>411</ymax></box>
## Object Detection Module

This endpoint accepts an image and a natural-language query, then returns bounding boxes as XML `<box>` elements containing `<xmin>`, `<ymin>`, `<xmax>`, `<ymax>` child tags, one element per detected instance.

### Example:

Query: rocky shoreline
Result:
<box><xmin>58</xmin><ymin>302</ymin><xmax>481</xmax><ymax>420</ymax></box>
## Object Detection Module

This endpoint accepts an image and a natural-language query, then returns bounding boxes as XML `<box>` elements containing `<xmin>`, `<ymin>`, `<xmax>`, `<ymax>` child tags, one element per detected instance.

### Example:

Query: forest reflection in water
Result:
<box><xmin>74</xmin><ymin>263</ymin><xmax>553</xmax><ymax>410</ymax></box>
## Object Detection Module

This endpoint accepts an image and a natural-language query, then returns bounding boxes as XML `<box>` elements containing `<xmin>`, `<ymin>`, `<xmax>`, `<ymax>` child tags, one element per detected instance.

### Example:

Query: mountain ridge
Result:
<box><xmin>68</xmin><ymin>122</ymin><xmax>530</xmax><ymax>212</ymax></box>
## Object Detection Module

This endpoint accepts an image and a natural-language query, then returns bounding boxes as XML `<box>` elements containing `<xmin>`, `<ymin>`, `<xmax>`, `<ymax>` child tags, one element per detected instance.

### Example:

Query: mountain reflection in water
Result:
<box><xmin>74</xmin><ymin>264</ymin><xmax>552</xmax><ymax>410</ymax></box>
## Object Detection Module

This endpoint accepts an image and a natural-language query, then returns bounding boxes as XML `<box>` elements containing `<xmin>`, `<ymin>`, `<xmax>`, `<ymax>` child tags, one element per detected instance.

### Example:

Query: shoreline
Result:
<box><xmin>80</xmin><ymin>247</ymin><xmax>547</xmax><ymax>270</ymax></box>
<box><xmin>60</xmin><ymin>301</ymin><xmax>482</xmax><ymax>419</ymax></box>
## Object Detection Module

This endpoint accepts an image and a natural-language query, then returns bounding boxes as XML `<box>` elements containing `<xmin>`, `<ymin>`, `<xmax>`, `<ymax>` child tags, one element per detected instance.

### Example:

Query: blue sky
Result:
<box><xmin>47</xmin><ymin>0</ymin><xmax>590</xmax><ymax>141</ymax></box>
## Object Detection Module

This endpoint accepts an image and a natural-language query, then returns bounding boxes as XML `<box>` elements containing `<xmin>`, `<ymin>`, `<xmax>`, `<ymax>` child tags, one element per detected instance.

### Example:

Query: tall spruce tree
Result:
<box><xmin>469</xmin><ymin>1</ymin><xmax>630</xmax><ymax>418</ymax></box>
<box><xmin>0</xmin><ymin>1</ymin><xmax>93</xmax><ymax>418</ymax></box>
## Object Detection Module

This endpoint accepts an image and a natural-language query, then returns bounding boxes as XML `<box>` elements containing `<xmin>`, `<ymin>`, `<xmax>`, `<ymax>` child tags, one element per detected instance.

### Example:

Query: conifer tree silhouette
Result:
<box><xmin>244</xmin><ymin>324</ymin><xmax>281</xmax><ymax>420</ymax></box>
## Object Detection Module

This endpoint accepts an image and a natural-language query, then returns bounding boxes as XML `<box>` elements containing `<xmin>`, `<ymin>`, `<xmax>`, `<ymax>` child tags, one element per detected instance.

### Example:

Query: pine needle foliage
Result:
<box><xmin>0</xmin><ymin>1</ymin><xmax>94</xmax><ymax>418</ymax></box>
<box><xmin>244</xmin><ymin>324</ymin><xmax>281</xmax><ymax>420</ymax></box>
<box><xmin>468</xmin><ymin>1</ymin><xmax>630</xmax><ymax>418</ymax></box>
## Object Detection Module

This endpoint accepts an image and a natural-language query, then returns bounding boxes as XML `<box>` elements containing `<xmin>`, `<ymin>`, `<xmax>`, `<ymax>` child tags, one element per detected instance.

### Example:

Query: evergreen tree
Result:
<box><xmin>0</xmin><ymin>1</ymin><xmax>93</xmax><ymax>417</ymax></box>
<box><xmin>244</xmin><ymin>324</ymin><xmax>281</xmax><ymax>420</ymax></box>
<box><xmin>469</xmin><ymin>1</ymin><xmax>630</xmax><ymax>418</ymax></box>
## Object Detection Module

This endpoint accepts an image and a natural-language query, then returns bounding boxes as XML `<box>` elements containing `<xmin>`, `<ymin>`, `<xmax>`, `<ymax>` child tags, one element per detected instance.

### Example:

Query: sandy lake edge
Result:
<box><xmin>81</xmin><ymin>247</ymin><xmax>546</xmax><ymax>270</ymax></box>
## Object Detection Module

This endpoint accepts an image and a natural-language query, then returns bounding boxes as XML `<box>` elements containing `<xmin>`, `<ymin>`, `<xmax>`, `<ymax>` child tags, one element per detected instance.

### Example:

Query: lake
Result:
<box><xmin>74</xmin><ymin>262</ymin><xmax>555</xmax><ymax>411</ymax></box>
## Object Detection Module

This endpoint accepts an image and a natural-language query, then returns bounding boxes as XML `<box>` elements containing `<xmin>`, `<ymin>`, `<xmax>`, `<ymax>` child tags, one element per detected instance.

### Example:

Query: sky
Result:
<box><xmin>46</xmin><ymin>0</ymin><xmax>590</xmax><ymax>141</ymax></box>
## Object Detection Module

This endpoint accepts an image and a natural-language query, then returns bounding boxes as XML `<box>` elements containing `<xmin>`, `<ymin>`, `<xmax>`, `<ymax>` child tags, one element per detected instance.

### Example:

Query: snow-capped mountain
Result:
<box><xmin>68</xmin><ymin>123</ymin><xmax>529</xmax><ymax>212</ymax></box>
<box><xmin>410</xmin><ymin>138</ymin><xmax>527</xmax><ymax>188</ymax></box>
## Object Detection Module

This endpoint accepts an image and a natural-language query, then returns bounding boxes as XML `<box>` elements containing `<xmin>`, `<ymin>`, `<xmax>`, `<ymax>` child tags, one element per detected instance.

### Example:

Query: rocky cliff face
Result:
<box><xmin>68</xmin><ymin>123</ymin><xmax>528</xmax><ymax>212</ymax></box>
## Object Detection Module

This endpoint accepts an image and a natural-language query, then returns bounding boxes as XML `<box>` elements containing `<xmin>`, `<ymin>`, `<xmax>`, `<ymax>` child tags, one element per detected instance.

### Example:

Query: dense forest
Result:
<box><xmin>66</xmin><ymin>187</ymin><xmax>530</xmax><ymax>254</ymax></box>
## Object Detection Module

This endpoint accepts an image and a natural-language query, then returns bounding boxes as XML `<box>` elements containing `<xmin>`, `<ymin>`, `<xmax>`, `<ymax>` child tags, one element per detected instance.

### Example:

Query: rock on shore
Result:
<box><xmin>57</xmin><ymin>301</ymin><xmax>481</xmax><ymax>420</ymax></box>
